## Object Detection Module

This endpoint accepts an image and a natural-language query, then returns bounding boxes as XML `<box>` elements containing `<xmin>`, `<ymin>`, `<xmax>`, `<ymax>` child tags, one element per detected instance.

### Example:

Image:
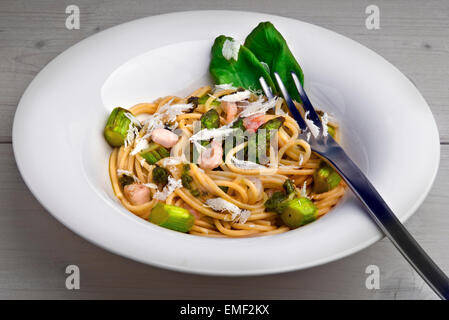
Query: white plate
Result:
<box><xmin>12</xmin><ymin>11</ymin><xmax>440</xmax><ymax>275</ymax></box>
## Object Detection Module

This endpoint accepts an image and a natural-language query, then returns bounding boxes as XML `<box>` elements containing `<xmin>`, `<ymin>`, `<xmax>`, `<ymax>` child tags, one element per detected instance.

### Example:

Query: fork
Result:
<box><xmin>259</xmin><ymin>72</ymin><xmax>449</xmax><ymax>300</ymax></box>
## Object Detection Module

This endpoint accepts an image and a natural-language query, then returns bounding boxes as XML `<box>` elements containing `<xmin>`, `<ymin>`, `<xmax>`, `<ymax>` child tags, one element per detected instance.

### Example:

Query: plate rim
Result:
<box><xmin>12</xmin><ymin>10</ymin><xmax>440</xmax><ymax>276</ymax></box>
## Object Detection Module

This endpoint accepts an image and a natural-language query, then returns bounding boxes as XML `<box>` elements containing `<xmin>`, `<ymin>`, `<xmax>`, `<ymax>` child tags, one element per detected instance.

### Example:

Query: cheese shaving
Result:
<box><xmin>124</xmin><ymin>112</ymin><xmax>141</xmax><ymax>127</ymax></box>
<box><xmin>124</xmin><ymin>124</ymin><xmax>139</xmax><ymax>148</ymax></box>
<box><xmin>161</xmin><ymin>157</ymin><xmax>182</xmax><ymax>167</ymax></box>
<box><xmin>300</xmin><ymin>181</ymin><xmax>308</xmax><ymax>198</ymax></box>
<box><xmin>142</xmin><ymin>100</ymin><xmax>192</xmax><ymax>136</ymax></box>
<box><xmin>230</xmin><ymin>156</ymin><xmax>266</xmax><ymax>170</ymax></box>
<box><xmin>214</xmin><ymin>83</ymin><xmax>236</xmax><ymax>92</ymax></box>
<box><xmin>117</xmin><ymin>169</ymin><xmax>140</xmax><ymax>182</ymax></box>
<box><xmin>153</xmin><ymin>176</ymin><xmax>182</xmax><ymax>200</ymax></box>
<box><xmin>205</xmin><ymin>198</ymin><xmax>250</xmax><ymax>222</ymax></box>
<box><xmin>130</xmin><ymin>137</ymin><xmax>149</xmax><ymax>156</ymax></box>
<box><xmin>222</xmin><ymin>39</ymin><xmax>240</xmax><ymax>61</ymax></box>
<box><xmin>239</xmin><ymin>97</ymin><xmax>278</xmax><ymax>118</ymax></box>
<box><xmin>190</xmin><ymin>128</ymin><xmax>235</xmax><ymax>142</ymax></box>
<box><xmin>304</xmin><ymin>111</ymin><xmax>320</xmax><ymax>138</ymax></box>
<box><xmin>220</xmin><ymin>90</ymin><xmax>251</xmax><ymax>102</ymax></box>
<box><xmin>322</xmin><ymin>112</ymin><xmax>329</xmax><ymax>137</ymax></box>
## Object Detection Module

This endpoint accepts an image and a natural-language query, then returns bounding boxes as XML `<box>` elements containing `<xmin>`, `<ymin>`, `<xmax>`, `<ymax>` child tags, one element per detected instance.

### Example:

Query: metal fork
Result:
<box><xmin>259</xmin><ymin>72</ymin><xmax>449</xmax><ymax>300</ymax></box>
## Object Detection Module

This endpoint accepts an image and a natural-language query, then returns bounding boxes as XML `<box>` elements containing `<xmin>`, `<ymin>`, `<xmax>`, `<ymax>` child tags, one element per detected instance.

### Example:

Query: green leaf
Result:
<box><xmin>209</xmin><ymin>35</ymin><xmax>276</xmax><ymax>93</ymax></box>
<box><xmin>244</xmin><ymin>22</ymin><xmax>305</xmax><ymax>102</ymax></box>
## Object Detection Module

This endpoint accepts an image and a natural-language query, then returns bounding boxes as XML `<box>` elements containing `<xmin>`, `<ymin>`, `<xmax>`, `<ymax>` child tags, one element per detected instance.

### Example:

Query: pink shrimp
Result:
<box><xmin>151</xmin><ymin>128</ymin><xmax>179</xmax><ymax>148</ymax></box>
<box><xmin>221</xmin><ymin>101</ymin><xmax>238</xmax><ymax>123</ymax></box>
<box><xmin>243</xmin><ymin>114</ymin><xmax>266</xmax><ymax>133</ymax></box>
<box><xmin>199</xmin><ymin>140</ymin><xmax>223</xmax><ymax>170</ymax></box>
<box><xmin>123</xmin><ymin>183</ymin><xmax>150</xmax><ymax>205</ymax></box>
<box><xmin>182</xmin><ymin>204</ymin><xmax>203</xmax><ymax>220</ymax></box>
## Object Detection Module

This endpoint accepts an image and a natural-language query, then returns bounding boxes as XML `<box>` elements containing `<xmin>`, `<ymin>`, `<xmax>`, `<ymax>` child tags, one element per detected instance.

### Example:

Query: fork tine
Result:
<box><xmin>258</xmin><ymin>77</ymin><xmax>274</xmax><ymax>100</ymax></box>
<box><xmin>291</xmin><ymin>72</ymin><xmax>322</xmax><ymax>129</ymax></box>
<box><xmin>273</xmin><ymin>72</ymin><xmax>308</xmax><ymax>131</ymax></box>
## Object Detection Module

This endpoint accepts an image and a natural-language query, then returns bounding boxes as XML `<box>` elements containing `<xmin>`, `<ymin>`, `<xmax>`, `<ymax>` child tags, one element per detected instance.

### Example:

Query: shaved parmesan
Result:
<box><xmin>214</xmin><ymin>83</ymin><xmax>236</xmax><ymax>92</ymax></box>
<box><xmin>304</xmin><ymin>111</ymin><xmax>320</xmax><ymax>138</ymax></box>
<box><xmin>300</xmin><ymin>181</ymin><xmax>308</xmax><ymax>198</ymax></box>
<box><xmin>222</xmin><ymin>39</ymin><xmax>240</xmax><ymax>61</ymax></box>
<box><xmin>158</xmin><ymin>102</ymin><xmax>193</xmax><ymax>123</ymax></box>
<box><xmin>230</xmin><ymin>156</ymin><xmax>265</xmax><ymax>170</ymax></box>
<box><xmin>161</xmin><ymin>157</ymin><xmax>182</xmax><ymax>167</ymax></box>
<box><xmin>237</xmin><ymin>210</ymin><xmax>251</xmax><ymax>224</ymax></box>
<box><xmin>124</xmin><ymin>124</ymin><xmax>139</xmax><ymax>148</ymax></box>
<box><xmin>306</xmin><ymin>132</ymin><xmax>311</xmax><ymax>142</ymax></box>
<box><xmin>220</xmin><ymin>90</ymin><xmax>251</xmax><ymax>102</ymax></box>
<box><xmin>124</xmin><ymin>112</ymin><xmax>141</xmax><ymax>127</ymax></box>
<box><xmin>205</xmin><ymin>198</ymin><xmax>250</xmax><ymax>222</ymax></box>
<box><xmin>143</xmin><ymin>183</ymin><xmax>158</xmax><ymax>189</ymax></box>
<box><xmin>117</xmin><ymin>169</ymin><xmax>132</xmax><ymax>176</ymax></box>
<box><xmin>142</xmin><ymin>100</ymin><xmax>192</xmax><ymax>136</ymax></box>
<box><xmin>130</xmin><ymin>137</ymin><xmax>149</xmax><ymax>156</ymax></box>
<box><xmin>239</xmin><ymin>97</ymin><xmax>278</xmax><ymax>118</ymax></box>
<box><xmin>322</xmin><ymin>112</ymin><xmax>329</xmax><ymax>137</ymax></box>
<box><xmin>117</xmin><ymin>169</ymin><xmax>140</xmax><ymax>182</ymax></box>
<box><xmin>190</xmin><ymin>128</ymin><xmax>235</xmax><ymax>142</ymax></box>
<box><xmin>153</xmin><ymin>176</ymin><xmax>182</xmax><ymax>200</ymax></box>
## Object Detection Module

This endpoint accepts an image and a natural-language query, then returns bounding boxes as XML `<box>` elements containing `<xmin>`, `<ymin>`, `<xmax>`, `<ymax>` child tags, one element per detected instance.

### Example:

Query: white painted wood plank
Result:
<box><xmin>0</xmin><ymin>0</ymin><xmax>448</xmax><ymax>299</ymax></box>
<box><xmin>0</xmin><ymin>143</ymin><xmax>447</xmax><ymax>299</ymax></box>
<box><xmin>0</xmin><ymin>0</ymin><xmax>448</xmax><ymax>141</ymax></box>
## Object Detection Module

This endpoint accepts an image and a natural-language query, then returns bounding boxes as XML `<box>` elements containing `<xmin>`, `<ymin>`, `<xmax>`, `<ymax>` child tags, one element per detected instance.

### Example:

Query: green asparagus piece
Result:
<box><xmin>232</xmin><ymin>117</ymin><xmax>246</xmax><ymax>132</ymax></box>
<box><xmin>260</xmin><ymin>117</ymin><xmax>285</xmax><ymax>132</ymax></box>
<box><xmin>283</xmin><ymin>179</ymin><xmax>296</xmax><ymax>195</ymax></box>
<box><xmin>181</xmin><ymin>164</ymin><xmax>201</xmax><ymax>197</ymax></box>
<box><xmin>152</xmin><ymin>166</ymin><xmax>169</xmax><ymax>186</ymax></box>
<box><xmin>187</xmin><ymin>96</ymin><xmax>199</xmax><ymax>108</ymax></box>
<box><xmin>103</xmin><ymin>107</ymin><xmax>137</xmax><ymax>147</ymax></box>
<box><xmin>149</xmin><ymin>203</ymin><xmax>195</xmax><ymax>233</ymax></box>
<box><xmin>119</xmin><ymin>175</ymin><xmax>134</xmax><ymax>187</ymax></box>
<box><xmin>313</xmin><ymin>162</ymin><xmax>341</xmax><ymax>194</ymax></box>
<box><xmin>280</xmin><ymin>197</ymin><xmax>317</xmax><ymax>228</ymax></box>
<box><xmin>264</xmin><ymin>191</ymin><xmax>287</xmax><ymax>214</ymax></box>
<box><xmin>200</xmin><ymin>108</ymin><xmax>220</xmax><ymax>129</ymax></box>
<box><xmin>198</xmin><ymin>95</ymin><xmax>220</xmax><ymax>106</ymax></box>
<box><xmin>140</xmin><ymin>142</ymin><xmax>170</xmax><ymax>165</ymax></box>
<box><xmin>181</xmin><ymin>170</ymin><xmax>193</xmax><ymax>189</ymax></box>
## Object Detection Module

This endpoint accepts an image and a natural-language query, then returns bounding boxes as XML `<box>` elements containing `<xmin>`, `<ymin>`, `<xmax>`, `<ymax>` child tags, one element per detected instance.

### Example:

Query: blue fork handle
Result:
<box><xmin>319</xmin><ymin>143</ymin><xmax>449</xmax><ymax>299</ymax></box>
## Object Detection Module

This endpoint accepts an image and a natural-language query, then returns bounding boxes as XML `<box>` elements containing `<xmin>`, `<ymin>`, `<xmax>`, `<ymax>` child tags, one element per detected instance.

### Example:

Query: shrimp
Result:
<box><xmin>221</xmin><ymin>101</ymin><xmax>238</xmax><ymax>123</ymax></box>
<box><xmin>199</xmin><ymin>140</ymin><xmax>223</xmax><ymax>170</ymax></box>
<box><xmin>151</xmin><ymin>128</ymin><xmax>179</xmax><ymax>148</ymax></box>
<box><xmin>243</xmin><ymin>114</ymin><xmax>266</xmax><ymax>133</ymax></box>
<box><xmin>123</xmin><ymin>183</ymin><xmax>151</xmax><ymax>205</ymax></box>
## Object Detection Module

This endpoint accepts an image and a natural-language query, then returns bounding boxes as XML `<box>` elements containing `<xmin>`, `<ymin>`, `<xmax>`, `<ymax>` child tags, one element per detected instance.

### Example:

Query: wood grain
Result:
<box><xmin>0</xmin><ymin>0</ymin><xmax>448</xmax><ymax>299</ymax></box>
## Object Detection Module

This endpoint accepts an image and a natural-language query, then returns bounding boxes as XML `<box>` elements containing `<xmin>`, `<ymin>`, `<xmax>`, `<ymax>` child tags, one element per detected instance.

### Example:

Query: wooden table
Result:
<box><xmin>0</xmin><ymin>0</ymin><xmax>448</xmax><ymax>299</ymax></box>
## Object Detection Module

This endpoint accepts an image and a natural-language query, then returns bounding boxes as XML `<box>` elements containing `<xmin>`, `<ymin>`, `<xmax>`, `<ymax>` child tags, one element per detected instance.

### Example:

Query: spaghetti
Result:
<box><xmin>107</xmin><ymin>86</ymin><xmax>345</xmax><ymax>238</ymax></box>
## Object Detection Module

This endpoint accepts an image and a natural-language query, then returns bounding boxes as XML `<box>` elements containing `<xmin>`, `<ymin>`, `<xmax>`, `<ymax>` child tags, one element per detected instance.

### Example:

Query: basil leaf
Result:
<box><xmin>209</xmin><ymin>35</ymin><xmax>276</xmax><ymax>93</ymax></box>
<box><xmin>244</xmin><ymin>22</ymin><xmax>305</xmax><ymax>102</ymax></box>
